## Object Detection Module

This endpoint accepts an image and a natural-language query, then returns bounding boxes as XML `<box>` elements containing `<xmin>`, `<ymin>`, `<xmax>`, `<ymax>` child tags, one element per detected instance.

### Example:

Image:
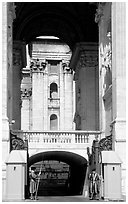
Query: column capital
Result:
<box><xmin>30</xmin><ymin>58</ymin><xmax>47</xmax><ymax>73</ymax></box>
<box><xmin>62</xmin><ymin>60</ymin><xmax>72</xmax><ymax>74</ymax></box>
<box><xmin>21</xmin><ymin>88</ymin><xmax>32</xmax><ymax>99</ymax></box>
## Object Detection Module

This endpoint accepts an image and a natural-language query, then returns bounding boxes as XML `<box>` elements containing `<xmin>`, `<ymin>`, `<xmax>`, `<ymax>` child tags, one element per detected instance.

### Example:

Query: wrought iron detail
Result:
<box><xmin>99</xmin><ymin>135</ymin><xmax>112</xmax><ymax>151</ymax></box>
<box><xmin>10</xmin><ymin>131</ymin><xmax>28</xmax><ymax>151</ymax></box>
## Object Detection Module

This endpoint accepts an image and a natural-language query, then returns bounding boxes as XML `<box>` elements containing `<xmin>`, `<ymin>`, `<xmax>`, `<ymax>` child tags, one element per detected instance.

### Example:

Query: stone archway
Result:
<box><xmin>29</xmin><ymin>151</ymin><xmax>88</xmax><ymax>196</ymax></box>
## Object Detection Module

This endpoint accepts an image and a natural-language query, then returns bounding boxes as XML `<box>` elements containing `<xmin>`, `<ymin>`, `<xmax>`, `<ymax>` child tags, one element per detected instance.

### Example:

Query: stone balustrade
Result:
<box><xmin>11</xmin><ymin>130</ymin><xmax>101</xmax><ymax>144</ymax></box>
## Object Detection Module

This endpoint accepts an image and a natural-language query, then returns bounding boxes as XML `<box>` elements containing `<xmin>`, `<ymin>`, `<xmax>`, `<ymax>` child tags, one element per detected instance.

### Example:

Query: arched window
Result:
<box><xmin>50</xmin><ymin>114</ymin><xmax>58</xmax><ymax>130</ymax></box>
<box><xmin>50</xmin><ymin>83</ymin><xmax>58</xmax><ymax>98</ymax></box>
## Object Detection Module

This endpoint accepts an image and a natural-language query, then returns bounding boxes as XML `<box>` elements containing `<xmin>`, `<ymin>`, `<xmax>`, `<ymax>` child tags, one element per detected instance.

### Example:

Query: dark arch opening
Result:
<box><xmin>29</xmin><ymin>151</ymin><xmax>88</xmax><ymax>196</ymax></box>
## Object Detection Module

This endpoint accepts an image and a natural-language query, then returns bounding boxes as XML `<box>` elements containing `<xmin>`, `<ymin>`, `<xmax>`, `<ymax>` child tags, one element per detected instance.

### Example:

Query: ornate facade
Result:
<box><xmin>2</xmin><ymin>2</ymin><xmax>126</xmax><ymax>200</ymax></box>
<box><xmin>21</xmin><ymin>39</ymin><xmax>74</xmax><ymax>131</ymax></box>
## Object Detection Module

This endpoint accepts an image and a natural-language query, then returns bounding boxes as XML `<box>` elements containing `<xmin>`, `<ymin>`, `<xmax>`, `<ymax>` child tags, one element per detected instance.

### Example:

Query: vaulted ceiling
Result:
<box><xmin>13</xmin><ymin>2</ymin><xmax>98</xmax><ymax>50</ymax></box>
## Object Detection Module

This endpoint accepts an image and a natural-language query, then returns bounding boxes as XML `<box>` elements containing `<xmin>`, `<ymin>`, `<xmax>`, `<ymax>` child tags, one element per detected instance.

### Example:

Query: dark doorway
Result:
<box><xmin>29</xmin><ymin>151</ymin><xmax>87</xmax><ymax>196</ymax></box>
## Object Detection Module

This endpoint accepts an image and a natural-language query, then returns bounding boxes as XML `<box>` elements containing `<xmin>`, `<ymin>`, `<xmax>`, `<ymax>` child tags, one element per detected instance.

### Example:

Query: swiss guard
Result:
<box><xmin>88</xmin><ymin>169</ymin><xmax>100</xmax><ymax>200</ymax></box>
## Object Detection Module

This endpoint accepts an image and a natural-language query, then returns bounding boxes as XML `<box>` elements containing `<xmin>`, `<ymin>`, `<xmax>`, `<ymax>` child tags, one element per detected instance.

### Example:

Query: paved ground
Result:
<box><xmin>25</xmin><ymin>196</ymin><xmax>102</xmax><ymax>202</ymax></box>
<box><xmin>3</xmin><ymin>195</ymin><xmax>126</xmax><ymax>202</ymax></box>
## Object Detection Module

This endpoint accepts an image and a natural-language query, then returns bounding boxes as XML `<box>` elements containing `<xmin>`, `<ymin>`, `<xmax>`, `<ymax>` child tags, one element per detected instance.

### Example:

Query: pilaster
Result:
<box><xmin>43</xmin><ymin>67</ymin><xmax>48</xmax><ymax>130</ymax></box>
<box><xmin>59</xmin><ymin>61</ymin><xmax>65</xmax><ymax>130</ymax></box>
<box><xmin>111</xmin><ymin>2</ymin><xmax>126</xmax><ymax>196</ymax></box>
<box><xmin>31</xmin><ymin>59</ymin><xmax>47</xmax><ymax>130</ymax></box>
<box><xmin>21</xmin><ymin>88</ymin><xmax>32</xmax><ymax>130</ymax></box>
<box><xmin>70</xmin><ymin>43</ymin><xmax>99</xmax><ymax>131</ymax></box>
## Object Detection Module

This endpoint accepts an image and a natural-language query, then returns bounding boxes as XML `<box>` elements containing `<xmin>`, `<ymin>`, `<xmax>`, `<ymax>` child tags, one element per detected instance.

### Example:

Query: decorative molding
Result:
<box><xmin>30</xmin><ymin>58</ymin><xmax>47</xmax><ymax>72</ymax></box>
<box><xmin>21</xmin><ymin>88</ymin><xmax>32</xmax><ymax>99</ymax></box>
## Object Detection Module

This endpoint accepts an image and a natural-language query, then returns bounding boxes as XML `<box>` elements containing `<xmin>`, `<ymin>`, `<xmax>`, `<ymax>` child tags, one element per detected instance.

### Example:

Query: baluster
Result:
<box><xmin>75</xmin><ymin>133</ymin><xmax>77</xmax><ymax>143</ymax></box>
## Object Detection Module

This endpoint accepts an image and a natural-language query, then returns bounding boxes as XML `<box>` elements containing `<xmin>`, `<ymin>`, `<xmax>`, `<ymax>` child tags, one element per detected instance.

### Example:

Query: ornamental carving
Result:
<box><xmin>10</xmin><ymin>132</ymin><xmax>28</xmax><ymax>151</ymax></box>
<box><xmin>99</xmin><ymin>135</ymin><xmax>112</xmax><ymax>151</ymax></box>
<box><xmin>30</xmin><ymin>59</ymin><xmax>47</xmax><ymax>72</ymax></box>
<box><xmin>21</xmin><ymin>88</ymin><xmax>32</xmax><ymax>98</ymax></box>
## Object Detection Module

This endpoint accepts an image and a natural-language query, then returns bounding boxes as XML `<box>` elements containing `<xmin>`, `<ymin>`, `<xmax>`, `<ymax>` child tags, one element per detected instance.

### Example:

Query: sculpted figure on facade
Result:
<box><xmin>100</xmin><ymin>32</ymin><xmax>112</xmax><ymax>92</ymax></box>
<box><xmin>95</xmin><ymin>3</ymin><xmax>106</xmax><ymax>24</ymax></box>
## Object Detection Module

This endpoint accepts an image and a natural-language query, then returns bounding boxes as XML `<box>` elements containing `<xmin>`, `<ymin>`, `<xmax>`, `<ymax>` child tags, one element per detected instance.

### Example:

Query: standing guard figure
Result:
<box><xmin>88</xmin><ymin>169</ymin><xmax>100</xmax><ymax>200</ymax></box>
<box><xmin>29</xmin><ymin>167</ymin><xmax>38</xmax><ymax>200</ymax></box>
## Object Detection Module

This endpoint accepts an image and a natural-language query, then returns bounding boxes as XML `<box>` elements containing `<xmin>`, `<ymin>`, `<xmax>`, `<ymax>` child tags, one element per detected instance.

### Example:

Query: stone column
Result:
<box><xmin>70</xmin><ymin>43</ymin><xmax>98</xmax><ymax>131</ymax></box>
<box><xmin>2</xmin><ymin>2</ymin><xmax>15</xmax><ymax>199</ymax></box>
<box><xmin>95</xmin><ymin>2</ymin><xmax>112</xmax><ymax>138</ymax></box>
<box><xmin>43</xmin><ymin>65</ymin><xmax>48</xmax><ymax>130</ymax></box>
<box><xmin>31</xmin><ymin>59</ymin><xmax>46</xmax><ymax>130</ymax></box>
<box><xmin>12</xmin><ymin>41</ymin><xmax>26</xmax><ymax>130</ymax></box>
<box><xmin>64</xmin><ymin>62</ymin><xmax>73</xmax><ymax>130</ymax></box>
<box><xmin>59</xmin><ymin>61</ymin><xmax>65</xmax><ymax>130</ymax></box>
<box><xmin>111</xmin><ymin>2</ymin><xmax>126</xmax><ymax>195</ymax></box>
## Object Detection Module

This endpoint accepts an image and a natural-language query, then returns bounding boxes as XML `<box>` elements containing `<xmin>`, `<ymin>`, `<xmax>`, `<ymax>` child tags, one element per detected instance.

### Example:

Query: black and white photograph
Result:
<box><xmin>2</xmin><ymin>1</ymin><xmax>126</xmax><ymax>202</ymax></box>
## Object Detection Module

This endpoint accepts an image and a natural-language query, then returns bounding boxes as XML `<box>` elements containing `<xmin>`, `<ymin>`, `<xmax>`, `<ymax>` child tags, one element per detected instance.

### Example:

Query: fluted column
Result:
<box><xmin>111</xmin><ymin>2</ymin><xmax>126</xmax><ymax>195</ymax></box>
<box><xmin>64</xmin><ymin>62</ymin><xmax>73</xmax><ymax>130</ymax></box>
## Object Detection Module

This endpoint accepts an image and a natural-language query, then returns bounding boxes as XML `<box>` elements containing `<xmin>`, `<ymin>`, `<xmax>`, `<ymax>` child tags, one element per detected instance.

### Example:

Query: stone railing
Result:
<box><xmin>11</xmin><ymin>130</ymin><xmax>101</xmax><ymax>144</ymax></box>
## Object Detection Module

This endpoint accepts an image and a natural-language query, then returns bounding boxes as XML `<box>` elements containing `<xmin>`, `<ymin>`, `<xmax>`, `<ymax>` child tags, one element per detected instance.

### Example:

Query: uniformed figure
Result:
<box><xmin>88</xmin><ymin>169</ymin><xmax>100</xmax><ymax>200</ymax></box>
<box><xmin>29</xmin><ymin>167</ymin><xmax>38</xmax><ymax>200</ymax></box>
